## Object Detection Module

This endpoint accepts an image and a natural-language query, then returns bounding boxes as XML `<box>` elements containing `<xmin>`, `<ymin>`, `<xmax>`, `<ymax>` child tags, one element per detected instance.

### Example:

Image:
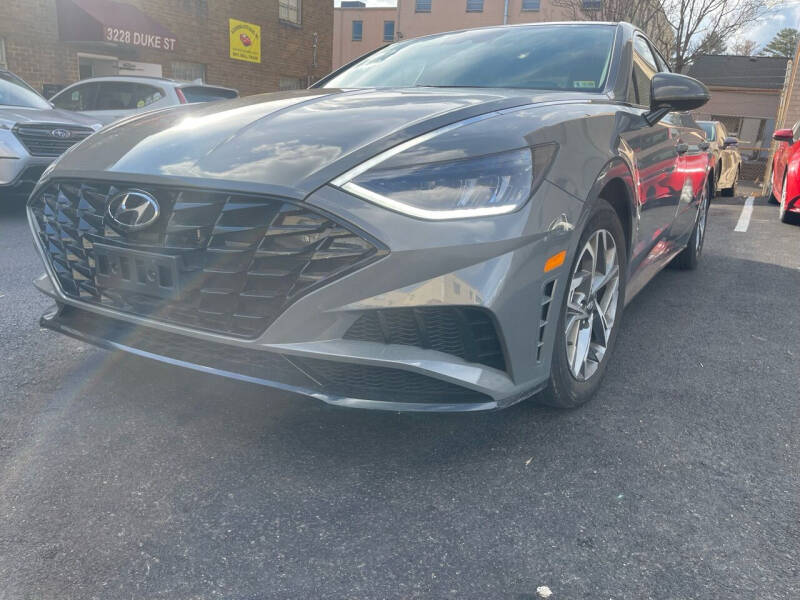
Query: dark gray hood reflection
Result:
<box><xmin>51</xmin><ymin>87</ymin><xmax>582</xmax><ymax>197</ymax></box>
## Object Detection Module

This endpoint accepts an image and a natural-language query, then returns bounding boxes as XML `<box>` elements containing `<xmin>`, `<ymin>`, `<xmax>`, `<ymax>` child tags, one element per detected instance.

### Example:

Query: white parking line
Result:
<box><xmin>734</xmin><ymin>195</ymin><xmax>755</xmax><ymax>232</ymax></box>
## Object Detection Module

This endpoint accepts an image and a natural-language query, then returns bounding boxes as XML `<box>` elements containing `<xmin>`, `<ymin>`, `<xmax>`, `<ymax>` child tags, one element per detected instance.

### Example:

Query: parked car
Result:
<box><xmin>0</xmin><ymin>69</ymin><xmax>101</xmax><ymax>198</ymax></box>
<box><xmin>27</xmin><ymin>22</ymin><xmax>712</xmax><ymax>411</ymax></box>
<box><xmin>50</xmin><ymin>76</ymin><xmax>238</xmax><ymax>125</ymax></box>
<box><xmin>769</xmin><ymin>121</ymin><xmax>800</xmax><ymax>223</ymax></box>
<box><xmin>698</xmin><ymin>120</ymin><xmax>742</xmax><ymax>196</ymax></box>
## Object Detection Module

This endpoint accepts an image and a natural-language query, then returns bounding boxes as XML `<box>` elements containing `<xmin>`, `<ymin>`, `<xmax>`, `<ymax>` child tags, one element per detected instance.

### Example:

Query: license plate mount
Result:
<box><xmin>94</xmin><ymin>243</ymin><xmax>182</xmax><ymax>300</ymax></box>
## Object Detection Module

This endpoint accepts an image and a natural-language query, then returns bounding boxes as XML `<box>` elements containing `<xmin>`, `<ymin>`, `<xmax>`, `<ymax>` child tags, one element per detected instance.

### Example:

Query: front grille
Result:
<box><xmin>30</xmin><ymin>180</ymin><xmax>385</xmax><ymax>338</ymax></box>
<box><xmin>344</xmin><ymin>306</ymin><xmax>507</xmax><ymax>371</ymax></box>
<box><xmin>13</xmin><ymin>124</ymin><xmax>94</xmax><ymax>157</ymax></box>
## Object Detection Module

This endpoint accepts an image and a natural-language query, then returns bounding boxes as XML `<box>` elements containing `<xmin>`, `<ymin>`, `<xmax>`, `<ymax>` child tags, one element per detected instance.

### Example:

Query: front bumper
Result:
<box><xmin>0</xmin><ymin>157</ymin><xmax>52</xmax><ymax>193</ymax></box>
<box><xmin>30</xmin><ymin>180</ymin><xmax>583</xmax><ymax>411</ymax></box>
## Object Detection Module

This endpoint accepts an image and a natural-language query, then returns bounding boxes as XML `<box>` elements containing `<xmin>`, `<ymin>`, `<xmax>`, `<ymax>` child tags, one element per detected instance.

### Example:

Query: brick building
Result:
<box><xmin>333</xmin><ymin>0</ymin><xmax>671</xmax><ymax>70</ymax></box>
<box><xmin>0</xmin><ymin>0</ymin><xmax>332</xmax><ymax>98</ymax></box>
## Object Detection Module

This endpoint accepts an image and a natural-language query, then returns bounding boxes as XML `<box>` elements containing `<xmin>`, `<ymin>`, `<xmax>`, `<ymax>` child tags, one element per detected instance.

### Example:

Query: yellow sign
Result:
<box><xmin>229</xmin><ymin>18</ymin><xmax>261</xmax><ymax>63</ymax></box>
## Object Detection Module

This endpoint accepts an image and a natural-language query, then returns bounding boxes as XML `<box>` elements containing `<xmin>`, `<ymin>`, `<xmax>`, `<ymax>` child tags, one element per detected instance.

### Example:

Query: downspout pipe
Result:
<box><xmin>503</xmin><ymin>0</ymin><xmax>509</xmax><ymax>24</ymax></box>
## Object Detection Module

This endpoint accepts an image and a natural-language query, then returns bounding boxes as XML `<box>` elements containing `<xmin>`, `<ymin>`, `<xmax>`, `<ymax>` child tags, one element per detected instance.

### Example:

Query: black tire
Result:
<box><xmin>671</xmin><ymin>179</ymin><xmax>710</xmax><ymax>270</ymax></box>
<box><xmin>538</xmin><ymin>199</ymin><xmax>627</xmax><ymax>409</ymax></box>
<box><xmin>766</xmin><ymin>176</ymin><xmax>778</xmax><ymax>204</ymax></box>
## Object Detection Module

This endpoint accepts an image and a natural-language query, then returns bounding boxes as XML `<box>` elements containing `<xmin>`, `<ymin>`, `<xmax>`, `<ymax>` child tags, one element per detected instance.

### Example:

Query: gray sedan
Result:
<box><xmin>27</xmin><ymin>22</ymin><xmax>712</xmax><ymax>411</ymax></box>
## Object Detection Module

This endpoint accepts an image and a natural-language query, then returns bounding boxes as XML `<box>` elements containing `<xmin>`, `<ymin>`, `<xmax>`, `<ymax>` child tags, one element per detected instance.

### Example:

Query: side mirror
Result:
<box><xmin>651</xmin><ymin>73</ymin><xmax>710</xmax><ymax>111</ymax></box>
<box><xmin>773</xmin><ymin>128</ymin><xmax>794</xmax><ymax>143</ymax></box>
<box><xmin>723</xmin><ymin>136</ymin><xmax>738</xmax><ymax>148</ymax></box>
<box><xmin>645</xmin><ymin>73</ymin><xmax>710</xmax><ymax>125</ymax></box>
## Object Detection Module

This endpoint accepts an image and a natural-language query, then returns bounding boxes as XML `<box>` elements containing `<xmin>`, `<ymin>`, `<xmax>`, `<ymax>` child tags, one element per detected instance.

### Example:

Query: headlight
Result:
<box><xmin>333</xmin><ymin>143</ymin><xmax>558</xmax><ymax>220</ymax></box>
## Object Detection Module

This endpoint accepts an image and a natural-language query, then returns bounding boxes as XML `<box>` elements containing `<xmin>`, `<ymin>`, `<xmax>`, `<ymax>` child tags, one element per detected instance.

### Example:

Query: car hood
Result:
<box><xmin>49</xmin><ymin>87</ymin><xmax>591</xmax><ymax>198</ymax></box>
<box><xmin>0</xmin><ymin>106</ymin><xmax>100</xmax><ymax>128</ymax></box>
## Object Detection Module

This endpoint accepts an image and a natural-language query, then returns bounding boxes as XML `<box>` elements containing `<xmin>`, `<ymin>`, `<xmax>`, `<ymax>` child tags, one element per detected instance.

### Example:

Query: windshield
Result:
<box><xmin>0</xmin><ymin>71</ymin><xmax>51</xmax><ymax>109</ymax></box>
<box><xmin>323</xmin><ymin>25</ymin><xmax>616</xmax><ymax>92</ymax></box>
<box><xmin>699</xmin><ymin>122</ymin><xmax>716</xmax><ymax>141</ymax></box>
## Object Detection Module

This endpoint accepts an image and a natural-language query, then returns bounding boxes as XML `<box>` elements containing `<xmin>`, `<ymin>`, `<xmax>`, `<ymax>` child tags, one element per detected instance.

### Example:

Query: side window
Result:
<box><xmin>133</xmin><ymin>84</ymin><xmax>164</xmax><ymax>108</ymax></box>
<box><xmin>652</xmin><ymin>48</ymin><xmax>670</xmax><ymax>73</ymax></box>
<box><xmin>94</xmin><ymin>82</ymin><xmax>163</xmax><ymax>110</ymax></box>
<box><xmin>52</xmin><ymin>83</ymin><xmax>96</xmax><ymax>111</ymax></box>
<box><xmin>628</xmin><ymin>35</ymin><xmax>658</xmax><ymax>106</ymax></box>
<box><xmin>94</xmin><ymin>82</ymin><xmax>137</xmax><ymax>110</ymax></box>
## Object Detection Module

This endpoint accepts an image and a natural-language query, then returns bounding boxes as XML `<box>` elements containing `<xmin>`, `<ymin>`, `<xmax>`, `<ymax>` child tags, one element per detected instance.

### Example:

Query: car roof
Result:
<box><xmin>55</xmin><ymin>76</ymin><xmax>237</xmax><ymax>93</ymax></box>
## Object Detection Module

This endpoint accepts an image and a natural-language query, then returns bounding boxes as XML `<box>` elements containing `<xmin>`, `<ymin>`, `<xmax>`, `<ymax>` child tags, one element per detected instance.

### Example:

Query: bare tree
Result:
<box><xmin>729</xmin><ymin>38</ymin><xmax>760</xmax><ymax>55</ymax></box>
<box><xmin>555</xmin><ymin>0</ymin><xmax>768</xmax><ymax>71</ymax></box>
<box><xmin>554</xmin><ymin>0</ymin><xmax>675</xmax><ymax>57</ymax></box>
<box><xmin>662</xmin><ymin>0</ymin><xmax>767</xmax><ymax>71</ymax></box>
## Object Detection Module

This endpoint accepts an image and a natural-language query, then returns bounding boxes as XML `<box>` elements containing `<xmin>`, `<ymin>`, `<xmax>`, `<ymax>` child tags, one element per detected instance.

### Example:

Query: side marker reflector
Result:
<box><xmin>544</xmin><ymin>250</ymin><xmax>566</xmax><ymax>273</ymax></box>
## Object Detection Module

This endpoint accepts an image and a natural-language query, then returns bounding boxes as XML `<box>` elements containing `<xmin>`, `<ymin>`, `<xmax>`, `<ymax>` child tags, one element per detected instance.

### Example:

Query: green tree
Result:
<box><xmin>762</xmin><ymin>28</ymin><xmax>799</xmax><ymax>59</ymax></box>
<box><xmin>699</xmin><ymin>30</ymin><xmax>727</xmax><ymax>55</ymax></box>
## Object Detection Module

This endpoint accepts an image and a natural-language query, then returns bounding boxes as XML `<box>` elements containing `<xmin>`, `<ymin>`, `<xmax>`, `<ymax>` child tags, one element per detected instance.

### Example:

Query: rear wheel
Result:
<box><xmin>766</xmin><ymin>174</ymin><xmax>778</xmax><ymax>204</ymax></box>
<box><xmin>671</xmin><ymin>180</ymin><xmax>709</xmax><ymax>270</ymax></box>
<box><xmin>539</xmin><ymin>199</ymin><xmax>626</xmax><ymax>408</ymax></box>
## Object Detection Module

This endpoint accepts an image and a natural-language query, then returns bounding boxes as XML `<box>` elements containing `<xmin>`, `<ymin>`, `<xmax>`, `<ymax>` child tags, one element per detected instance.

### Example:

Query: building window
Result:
<box><xmin>582</xmin><ymin>0</ymin><xmax>603</xmax><ymax>10</ymax></box>
<box><xmin>521</xmin><ymin>0</ymin><xmax>540</xmax><ymax>10</ymax></box>
<box><xmin>383</xmin><ymin>20</ymin><xmax>395</xmax><ymax>42</ymax></box>
<box><xmin>279</xmin><ymin>76</ymin><xmax>305</xmax><ymax>91</ymax></box>
<box><xmin>466</xmin><ymin>0</ymin><xmax>483</xmax><ymax>11</ymax></box>
<box><xmin>171</xmin><ymin>61</ymin><xmax>206</xmax><ymax>82</ymax></box>
<box><xmin>279</xmin><ymin>0</ymin><xmax>301</xmax><ymax>25</ymax></box>
<box><xmin>415</xmin><ymin>0</ymin><xmax>432</xmax><ymax>13</ymax></box>
<box><xmin>0</xmin><ymin>38</ymin><xmax>6</xmax><ymax>69</ymax></box>
<box><xmin>352</xmin><ymin>20</ymin><xmax>363</xmax><ymax>41</ymax></box>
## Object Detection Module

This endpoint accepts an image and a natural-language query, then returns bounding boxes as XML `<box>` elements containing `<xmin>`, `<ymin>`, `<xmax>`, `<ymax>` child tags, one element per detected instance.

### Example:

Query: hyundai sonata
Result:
<box><xmin>28</xmin><ymin>22</ymin><xmax>712</xmax><ymax>411</ymax></box>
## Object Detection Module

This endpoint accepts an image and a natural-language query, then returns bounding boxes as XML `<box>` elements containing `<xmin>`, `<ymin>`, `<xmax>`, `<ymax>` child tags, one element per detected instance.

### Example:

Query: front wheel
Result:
<box><xmin>671</xmin><ymin>180</ymin><xmax>709</xmax><ymax>270</ymax></box>
<box><xmin>539</xmin><ymin>199</ymin><xmax>627</xmax><ymax>408</ymax></box>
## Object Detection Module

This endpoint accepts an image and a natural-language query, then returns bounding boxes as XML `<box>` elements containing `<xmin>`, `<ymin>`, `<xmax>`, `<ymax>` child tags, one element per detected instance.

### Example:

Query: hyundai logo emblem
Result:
<box><xmin>106</xmin><ymin>190</ymin><xmax>160</xmax><ymax>231</ymax></box>
<box><xmin>51</xmin><ymin>128</ymin><xmax>71</xmax><ymax>139</ymax></box>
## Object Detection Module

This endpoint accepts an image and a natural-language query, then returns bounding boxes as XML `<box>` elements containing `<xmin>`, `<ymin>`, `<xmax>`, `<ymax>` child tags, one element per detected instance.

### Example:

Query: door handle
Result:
<box><xmin>676</xmin><ymin>143</ymin><xmax>689</xmax><ymax>155</ymax></box>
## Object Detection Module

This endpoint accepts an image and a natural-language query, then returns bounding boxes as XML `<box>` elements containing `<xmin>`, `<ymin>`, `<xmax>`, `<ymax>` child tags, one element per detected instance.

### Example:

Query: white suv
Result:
<box><xmin>0</xmin><ymin>69</ymin><xmax>101</xmax><ymax>198</ymax></box>
<box><xmin>50</xmin><ymin>76</ymin><xmax>239</xmax><ymax>125</ymax></box>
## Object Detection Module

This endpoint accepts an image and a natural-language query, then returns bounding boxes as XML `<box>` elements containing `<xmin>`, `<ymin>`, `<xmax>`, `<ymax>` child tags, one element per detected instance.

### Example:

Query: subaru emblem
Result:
<box><xmin>106</xmin><ymin>190</ymin><xmax>160</xmax><ymax>231</ymax></box>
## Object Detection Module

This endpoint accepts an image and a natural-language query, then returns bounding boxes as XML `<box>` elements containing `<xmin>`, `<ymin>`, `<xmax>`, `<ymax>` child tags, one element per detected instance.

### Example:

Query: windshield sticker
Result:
<box><xmin>573</xmin><ymin>81</ymin><xmax>596</xmax><ymax>89</ymax></box>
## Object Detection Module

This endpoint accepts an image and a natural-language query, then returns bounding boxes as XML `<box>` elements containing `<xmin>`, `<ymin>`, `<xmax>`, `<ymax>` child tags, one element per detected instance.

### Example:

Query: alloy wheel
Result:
<box><xmin>564</xmin><ymin>229</ymin><xmax>620</xmax><ymax>381</ymax></box>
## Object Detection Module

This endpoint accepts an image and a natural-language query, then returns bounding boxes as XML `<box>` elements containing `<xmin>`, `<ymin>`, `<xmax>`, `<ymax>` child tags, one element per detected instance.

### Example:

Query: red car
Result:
<box><xmin>239</xmin><ymin>33</ymin><xmax>252</xmax><ymax>47</ymax></box>
<box><xmin>769</xmin><ymin>121</ymin><xmax>800</xmax><ymax>223</ymax></box>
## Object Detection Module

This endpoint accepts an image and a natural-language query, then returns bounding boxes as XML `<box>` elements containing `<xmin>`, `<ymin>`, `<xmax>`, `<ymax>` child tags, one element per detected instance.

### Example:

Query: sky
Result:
<box><xmin>737</xmin><ymin>4</ymin><xmax>800</xmax><ymax>50</ymax></box>
<box><xmin>332</xmin><ymin>1</ymin><xmax>800</xmax><ymax>51</ymax></box>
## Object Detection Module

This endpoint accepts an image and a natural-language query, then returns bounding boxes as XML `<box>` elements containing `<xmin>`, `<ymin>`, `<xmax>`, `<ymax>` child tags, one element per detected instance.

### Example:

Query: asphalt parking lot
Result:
<box><xmin>0</xmin><ymin>186</ymin><xmax>798</xmax><ymax>599</ymax></box>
